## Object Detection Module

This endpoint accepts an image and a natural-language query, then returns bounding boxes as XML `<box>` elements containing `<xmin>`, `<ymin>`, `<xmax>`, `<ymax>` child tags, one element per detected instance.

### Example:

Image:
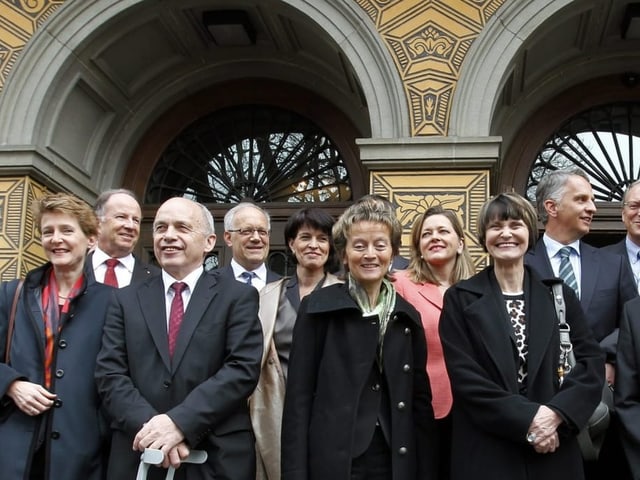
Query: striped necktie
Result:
<box><xmin>558</xmin><ymin>247</ymin><xmax>579</xmax><ymax>298</ymax></box>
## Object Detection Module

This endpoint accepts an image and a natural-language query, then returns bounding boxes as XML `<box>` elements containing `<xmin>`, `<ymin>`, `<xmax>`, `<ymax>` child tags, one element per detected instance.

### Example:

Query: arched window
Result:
<box><xmin>145</xmin><ymin>105</ymin><xmax>352</xmax><ymax>204</ymax></box>
<box><xmin>526</xmin><ymin>102</ymin><xmax>640</xmax><ymax>202</ymax></box>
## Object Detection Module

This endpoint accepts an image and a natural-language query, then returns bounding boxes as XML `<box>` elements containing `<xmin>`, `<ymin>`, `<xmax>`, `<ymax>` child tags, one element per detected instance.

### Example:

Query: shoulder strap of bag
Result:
<box><xmin>5</xmin><ymin>279</ymin><xmax>24</xmax><ymax>364</ymax></box>
<box><xmin>551</xmin><ymin>281</ymin><xmax>606</xmax><ymax>461</ymax></box>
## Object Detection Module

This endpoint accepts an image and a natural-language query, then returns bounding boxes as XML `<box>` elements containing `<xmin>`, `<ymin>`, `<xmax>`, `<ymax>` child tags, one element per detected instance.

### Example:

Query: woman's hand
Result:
<box><xmin>6</xmin><ymin>380</ymin><xmax>56</xmax><ymax>416</ymax></box>
<box><xmin>527</xmin><ymin>405</ymin><xmax>563</xmax><ymax>454</ymax></box>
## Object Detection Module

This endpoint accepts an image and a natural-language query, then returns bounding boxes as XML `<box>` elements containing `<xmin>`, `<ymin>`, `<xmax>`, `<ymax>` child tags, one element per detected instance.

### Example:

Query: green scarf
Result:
<box><xmin>348</xmin><ymin>273</ymin><xmax>397</xmax><ymax>369</ymax></box>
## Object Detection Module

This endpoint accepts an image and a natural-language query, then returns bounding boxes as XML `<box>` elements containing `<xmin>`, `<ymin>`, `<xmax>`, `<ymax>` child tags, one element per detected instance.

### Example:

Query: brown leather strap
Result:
<box><xmin>5</xmin><ymin>279</ymin><xmax>24</xmax><ymax>364</ymax></box>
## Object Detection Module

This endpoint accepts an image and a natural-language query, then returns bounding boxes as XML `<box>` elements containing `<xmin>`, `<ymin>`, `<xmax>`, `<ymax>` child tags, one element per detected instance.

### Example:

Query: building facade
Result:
<box><xmin>0</xmin><ymin>0</ymin><xmax>638</xmax><ymax>278</ymax></box>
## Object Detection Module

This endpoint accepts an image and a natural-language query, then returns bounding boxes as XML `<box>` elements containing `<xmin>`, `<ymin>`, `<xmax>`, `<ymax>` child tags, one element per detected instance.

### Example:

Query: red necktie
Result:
<box><xmin>104</xmin><ymin>258</ymin><xmax>119</xmax><ymax>288</ymax></box>
<box><xmin>168</xmin><ymin>282</ymin><xmax>187</xmax><ymax>358</ymax></box>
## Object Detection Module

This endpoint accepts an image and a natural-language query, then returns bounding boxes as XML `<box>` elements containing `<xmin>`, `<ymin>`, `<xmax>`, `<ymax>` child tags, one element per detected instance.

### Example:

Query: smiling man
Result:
<box><xmin>217</xmin><ymin>202</ymin><xmax>281</xmax><ymax>290</ymax></box>
<box><xmin>95</xmin><ymin>197</ymin><xmax>263</xmax><ymax>480</ymax></box>
<box><xmin>525</xmin><ymin>166</ymin><xmax>636</xmax><ymax>480</ymax></box>
<box><xmin>602</xmin><ymin>179</ymin><xmax>640</xmax><ymax>294</ymax></box>
<box><xmin>88</xmin><ymin>189</ymin><xmax>159</xmax><ymax>287</ymax></box>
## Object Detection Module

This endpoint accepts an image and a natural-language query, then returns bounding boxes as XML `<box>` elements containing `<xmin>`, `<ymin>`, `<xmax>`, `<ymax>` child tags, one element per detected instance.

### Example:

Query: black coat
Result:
<box><xmin>281</xmin><ymin>282</ymin><xmax>437</xmax><ymax>480</ymax></box>
<box><xmin>440</xmin><ymin>266</ymin><xmax>604</xmax><ymax>480</ymax></box>
<box><xmin>0</xmin><ymin>264</ymin><xmax>112</xmax><ymax>480</ymax></box>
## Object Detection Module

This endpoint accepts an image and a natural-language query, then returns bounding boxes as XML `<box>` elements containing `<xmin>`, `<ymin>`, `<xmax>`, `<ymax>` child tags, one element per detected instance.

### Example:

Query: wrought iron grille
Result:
<box><xmin>526</xmin><ymin>102</ymin><xmax>640</xmax><ymax>202</ymax></box>
<box><xmin>145</xmin><ymin>105</ymin><xmax>351</xmax><ymax>204</ymax></box>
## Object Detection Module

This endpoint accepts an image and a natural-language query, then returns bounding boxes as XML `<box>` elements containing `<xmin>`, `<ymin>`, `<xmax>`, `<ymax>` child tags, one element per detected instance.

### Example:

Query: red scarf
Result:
<box><xmin>41</xmin><ymin>269</ymin><xmax>84</xmax><ymax>388</ymax></box>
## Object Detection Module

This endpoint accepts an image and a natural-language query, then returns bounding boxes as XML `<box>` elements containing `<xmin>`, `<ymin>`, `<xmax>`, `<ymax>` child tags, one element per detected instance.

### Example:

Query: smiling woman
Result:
<box><xmin>438</xmin><ymin>192</ymin><xmax>605</xmax><ymax>480</ymax></box>
<box><xmin>281</xmin><ymin>199</ymin><xmax>438</xmax><ymax>480</ymax></box>
<box><xmin>0</xmin><ymin>192</ymin><xmax>112</xmax><ymax>479</ymax></box>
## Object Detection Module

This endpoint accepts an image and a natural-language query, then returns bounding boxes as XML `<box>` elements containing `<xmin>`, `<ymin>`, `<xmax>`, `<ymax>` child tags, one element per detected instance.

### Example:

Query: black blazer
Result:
<box><xmin>440</xmin><ymin>266</ymin><xmax>604</xmax><ymax>480</ymax></box>
<box><xmin>525</xmin><ymin>239</ymin><xmax>637</xmax><ymax>360</ymax></box>
<box><xmin>281</xmin><ymin>282</ymin><xmax>436</xmax><ymax>480</ymax></box>
<box><xmin>615</xmin><ymin>296</ymin><xmax>640</xmax><ymax>478</ymax></box>
<box><xmin>601</xmin><ymin>238</ymin><xmax>636</xmax><ymax>288</ymax></box>
<box><xmin>95</xmin><ymin>271</ymin><xmax>263</xmax><ymax>480</ymax></box>
<box><xmin>85</xmin><ymin>251</ymin><xmax>160</xmax><ymax>286</ymax></box>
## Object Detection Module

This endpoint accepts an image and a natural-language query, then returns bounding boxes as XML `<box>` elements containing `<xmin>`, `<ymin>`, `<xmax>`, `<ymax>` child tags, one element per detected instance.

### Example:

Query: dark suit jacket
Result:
<box><xmin>216</xmin><ymin>264</ymin><xmax>281</xmax><ymax>284</ymax></box>
<box><xmin>525</xmin><ymin>239</ymin><xmax>637</xmax><ymax>361</ymax></box>
<box><xmin>95</xmin><ymin>271</ymin><xmax>263</xmax><ymax>480</ymax></box>
<box><xmin>440</xmin><ymin>266</ymin><xmax>604</xmax><ymax>480</ymax></box>
<box><xmin>85</xmin><ymin>251</ymin><xmax>160</xmax><ymax>286</ymax></box>
<box><xmin>601</xmin><ymin>238</ymin><xmax>636</xmax><ymax>289</ymax></box>
<box><xmin>615</xmin><ymin>296</ymin><xmax>640</xmax><ymax>478</ymax></box>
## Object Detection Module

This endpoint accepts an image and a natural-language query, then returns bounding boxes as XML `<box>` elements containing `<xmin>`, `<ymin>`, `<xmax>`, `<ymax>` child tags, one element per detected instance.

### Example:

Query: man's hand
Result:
<box><xmin>133</xmin><ymin>414</ymin><xmax>185</xmax><ymax>460</ymax></box>
<box><xmin>7</xmin><ymin>380</ymin><xmax>56</xmax><ymax>416</ymax></box>
<box><xmin>163</xmin><ymin>442</ymin><xmax>191</xmax><ymax>469</ymax></box>
<box><xmin>605</xmin><ymin>362</ymin><xmax>615</xmax><ymax>387</ymax></box>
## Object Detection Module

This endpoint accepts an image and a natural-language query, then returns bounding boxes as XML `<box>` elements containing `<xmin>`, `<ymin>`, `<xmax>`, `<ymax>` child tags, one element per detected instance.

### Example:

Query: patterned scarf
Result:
<box><xmin>41</xmin><ymin>268</ymin><xmax>84</xmax><ymax>388</ymax></box>
<box><xmin>347</xmin><ymin>273</ymin><xmax>396</xmax><ymax>369</ymax></box>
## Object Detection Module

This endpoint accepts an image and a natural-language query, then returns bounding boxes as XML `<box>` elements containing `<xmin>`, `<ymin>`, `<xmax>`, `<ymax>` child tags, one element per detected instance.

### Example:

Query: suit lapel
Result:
<box><xmin>171</xmin><ymin>273</ymin><xmax>218</xmax><ymax>372</ymax></box>
<box><xmin>139</xmin><ymin>277</ymin><xmax>172</xmax><ymax>372</ymax></box>
<box><xmin>416</xmin><ymin>282</ymin><xmax>442</xmax><ymax>310</ymax></box>
<box><xmin>579</xmin><ymin>242</ymin><xmax>599</xmax><ymax>311</ymax></box>
<box><xmin>525</xmin><ymin>239</ymin><xmax>555</xmax><ymax>278</ymax></box>
<box><xmin>522</xmin><ymin>272</ymin><xmax>556</xmax><ymax>385</ymax></box>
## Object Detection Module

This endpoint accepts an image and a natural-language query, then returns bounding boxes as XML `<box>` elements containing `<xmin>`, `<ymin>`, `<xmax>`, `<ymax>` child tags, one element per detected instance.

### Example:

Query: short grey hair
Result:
<box><xmin>197</xmin><ymin>203</ymin><xmax>215</xmax><ymax>235</ymax></box>
<box><xmin>535</xmin><ymin>166</ymin><xmax>589</xmax><ymax>224</ymax></box>
<box><xmin>623</xmin><ymin>179</ymin><xmax>640</xmax><ymax>203</ymax></box>
<box><xmin>94</xmin><ymin>189</ymin><xmax>139</xmax><ymax>218</ymax></box>
<box><xmin>224</xmin><ymin>202</ymin><xmax>271</xmax><ymax>231</ymax></box>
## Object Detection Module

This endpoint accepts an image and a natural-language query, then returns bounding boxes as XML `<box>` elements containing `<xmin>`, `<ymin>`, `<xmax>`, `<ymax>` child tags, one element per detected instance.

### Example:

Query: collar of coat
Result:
<box><xmin>302</xmin><ymin>281</ymin><xmax>422</xmax><ymax>327</ymax></box>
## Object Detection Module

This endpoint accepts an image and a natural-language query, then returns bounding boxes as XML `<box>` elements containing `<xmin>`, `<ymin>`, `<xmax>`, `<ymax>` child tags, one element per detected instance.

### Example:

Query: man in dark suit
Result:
<box><xmin>614</xmin><ymin>295</ymin><xmax>640</xmax><ymax>480</ymax></box>
<box><xmin>525</xmin><ymin>166</ymin><xmax>636</xmax><ymax>479</ymax></box>
<box><xmin>217</xmin><ymin>202</ymin><xmax>280</xmax><ymax>289</ymax></box>
<box><xmin>88</xmin><ymin>189</ymin><xmax>159</xmax><ymax>286</ymax></box>
<box><xmin>602</xmin><ymin>179</ymin><xmax>640</xmax><ymax>295</ymax></box>
<box><xmin>95</xmin><ymin>197</ymin><xmax>263</xmax><ymax>480</ymax></box>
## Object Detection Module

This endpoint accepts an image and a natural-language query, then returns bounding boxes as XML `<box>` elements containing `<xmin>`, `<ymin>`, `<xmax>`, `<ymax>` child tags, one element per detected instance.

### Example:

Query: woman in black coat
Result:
<box><xmin>0</xmin><ymin>193</ymin><xmax>112</xmax><ymax>479</ymax></box>
<box><xmin>281</xmin><ymin>197</ymin><xmax>437</xmax><ymax>480</ymax></box>
<box><xmin>439</xmin><ymin>192</ymin><xmax>604</xmax><ymax>480</ymax></box>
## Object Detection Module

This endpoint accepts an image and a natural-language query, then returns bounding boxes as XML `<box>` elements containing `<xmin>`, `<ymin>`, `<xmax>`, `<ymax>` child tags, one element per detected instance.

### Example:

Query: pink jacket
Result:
<box><xmin>393</xmin><ymin>270</ymin><xmax>452</xmax><ymax>419</ymax></box>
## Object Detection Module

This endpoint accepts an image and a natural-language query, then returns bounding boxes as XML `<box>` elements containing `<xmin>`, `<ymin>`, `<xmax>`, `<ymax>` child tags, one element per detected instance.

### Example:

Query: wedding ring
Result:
<box><xmin>526</xmin><ymin>432</ymin><xmax>536</xmax><ymax>444</ymax></box>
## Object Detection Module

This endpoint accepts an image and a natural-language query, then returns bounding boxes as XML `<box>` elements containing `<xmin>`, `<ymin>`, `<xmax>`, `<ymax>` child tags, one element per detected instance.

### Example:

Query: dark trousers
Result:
<box><xmin>351</xmin><ymin>426</ymin><xmax>392</xmax><ymax>480</ymax></box>
<box><xmin>29</xmin><ymin>446</ymin><xmax>46</xmax><ymax>480</ymax></box>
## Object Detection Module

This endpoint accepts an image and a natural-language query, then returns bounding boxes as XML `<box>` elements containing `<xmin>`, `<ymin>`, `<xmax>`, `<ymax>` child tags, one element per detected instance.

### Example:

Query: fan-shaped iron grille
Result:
<box><xmin>145</xmin><ymin>105</ymin><xmax>351</xmax><ymax>204</ymax></box>
<box><xmin>526</xmin><ymin>102</ymin><xmax>640</xmax><ymax>202</ymax></box>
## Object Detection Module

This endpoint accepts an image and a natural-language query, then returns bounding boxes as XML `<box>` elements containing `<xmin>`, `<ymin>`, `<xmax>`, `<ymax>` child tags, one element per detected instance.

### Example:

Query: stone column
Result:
<box><xmin>358</xmin><ymin>136</ymin><xmax>501</xmax><ymax>270</ymax></box>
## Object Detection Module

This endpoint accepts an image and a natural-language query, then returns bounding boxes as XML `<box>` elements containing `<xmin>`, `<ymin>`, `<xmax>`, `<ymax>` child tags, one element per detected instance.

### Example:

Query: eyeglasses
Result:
<box><xmin>623</xmin><ymin>202</ymin><xmax>640</xmax><ymax>211</ymax></box>
<box><xmin>227</xmin><ymin>227</ymin><xmax>269</xmax><ymax>238</ymax></box>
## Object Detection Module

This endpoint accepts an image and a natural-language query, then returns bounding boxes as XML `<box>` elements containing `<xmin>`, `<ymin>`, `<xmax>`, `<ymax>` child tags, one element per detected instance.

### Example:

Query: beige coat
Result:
<box><xmin>251</xmin><ymin>274</ymin><xmax>342</xmax><ymax>480</ymax></box>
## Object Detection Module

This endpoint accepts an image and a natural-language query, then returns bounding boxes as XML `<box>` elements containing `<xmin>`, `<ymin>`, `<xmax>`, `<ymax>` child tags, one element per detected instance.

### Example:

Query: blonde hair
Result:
<box><xmin>406</xmin><ymin>205</ymin><xmax>474</xmax><ymax>284</ymax></box>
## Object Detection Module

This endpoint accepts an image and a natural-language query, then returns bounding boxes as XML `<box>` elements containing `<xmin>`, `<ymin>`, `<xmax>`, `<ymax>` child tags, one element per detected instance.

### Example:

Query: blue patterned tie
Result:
<box><xmin>240</xmin><ymin>271</ymin><xmax>256</xmax><ymax>285</ymax></box>
<box><xmin>558</xmin><ymin>247</ymin><xmax>579</xmax><ymax>298</ymax></box>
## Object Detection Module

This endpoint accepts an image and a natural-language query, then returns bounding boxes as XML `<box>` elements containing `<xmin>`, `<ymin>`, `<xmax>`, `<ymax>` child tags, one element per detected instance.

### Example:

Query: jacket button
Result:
<box><xmin>398</xmin><ymin>446</ymin><xmax>407</xmax><ymax>455</ymax></box>
<box><xmin>397</xmin><ymin>402</ymin><xmax>406</xmax><ymax>410</ymax></box>
<box><xmin>371</xmin><ymin>383</ymin><xmax>380</xmax><ymax>392</ymax></box>
<box><xmin>403</xmin><ymin>364</ymin><xmax>411</xmax><ymax>373</ymax></box>
<box><xmin>392</xmin><ymin>315</ymin><xmax>398</xmax><ymax>322</ymax></box>
<box><xmin>51</xmin><ymin>431</ymin><xmax>60</xmax><ymax>439</ymax></box>
<box><xmin>55</xmin><ymin>369</ymin><xmax>64</xmax><ymax>378</ymax></box>
<box><xmin>163</xmin><ymin>380</ymin><xmax>171</xmax><ymax>389</ymax></box>
<box><xmin>53</xmin><ymin>399</ymin><xmax>63</xmax><ymax>408</ymax></box>
<box><xmin>404</xmin><ymin>328</ymin><xmax>410</xmax><ymax>335</ymax></box>
<box><xmin>58</xmin><ymin>339</ymin><xmax>67</xmax><ymax>348</ymax></box>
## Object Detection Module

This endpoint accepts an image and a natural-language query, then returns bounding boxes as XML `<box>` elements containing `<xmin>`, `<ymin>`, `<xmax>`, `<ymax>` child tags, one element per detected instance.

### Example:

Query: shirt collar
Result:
<box><xmin>543</xmin><ymin>233</ymin><xmax>581</xmax><ymax>258</ymax></box>
<box><xmin>230</xmin><ymin>258</ymin><xmax>267</xmax><ymax>282</ymax></box>
<box><xmin>161</xmin><ymin>266</ymin><xmax>203</xmax><ymax>295</ymax></box>
<box><xmin>625</xmin><ymin>236</ymin><xmax>640</xmax><ymax>263</ymax></box>
<box><xmin>92</xmin><ymin>247</ymin><xmax>135</xmax><ymax>273</ymax></box>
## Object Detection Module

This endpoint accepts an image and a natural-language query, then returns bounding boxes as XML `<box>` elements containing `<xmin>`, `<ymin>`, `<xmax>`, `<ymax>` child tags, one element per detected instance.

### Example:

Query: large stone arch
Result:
<box><xmin>0</xmin><ymin>0</ymin><xmax>408</xmax><ymax>202</ymax></box>
<box><xmin>450</xmin><ymin>0</ymin><xmax>574</xmax><ymax>138</ymax></box>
